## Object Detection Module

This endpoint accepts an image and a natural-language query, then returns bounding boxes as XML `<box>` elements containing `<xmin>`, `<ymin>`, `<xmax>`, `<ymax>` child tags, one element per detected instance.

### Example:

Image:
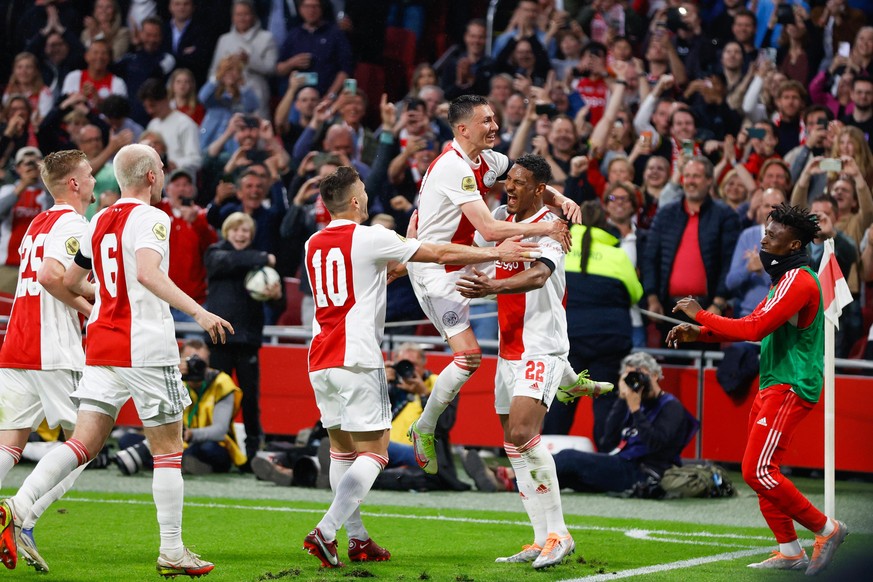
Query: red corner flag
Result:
<box><xmin>817</xmin><ymin>238</ymin><xmax>853</xmax><ymax>328</ymax></box>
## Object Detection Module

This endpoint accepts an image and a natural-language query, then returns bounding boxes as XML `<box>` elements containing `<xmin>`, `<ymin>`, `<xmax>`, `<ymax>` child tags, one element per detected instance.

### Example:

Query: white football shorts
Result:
<box><xmin>408</xmin><ymin>263</ymin><xmax>478</xmax><ymax>339</ymax></box>
<box><xmin>309</xmin><ymin>366</ymin><xmax>391</xmax><ymax>432</ymax></box>
<box><xmin>494</xmin><ymin>355</ymin><xmax>575</xmax><ymax>415</ymax></box>
<box><xmin>73</xmin><ymin>365</ymin><xmax>190</xmax><ymax>427</ymax></box>
<box><xmin>0</xmin><ymin>368</ymin><xmax>80</xmax><ymax>431</ymax></box>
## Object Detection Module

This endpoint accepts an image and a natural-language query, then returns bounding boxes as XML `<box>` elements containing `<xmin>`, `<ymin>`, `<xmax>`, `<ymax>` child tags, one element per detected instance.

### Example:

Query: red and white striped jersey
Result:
<box><xmin>0</xmin><ymin>184</ymin><xmax>52</xmax><ymax>266</ymax></box>
<box><xmin>0</xmin><ymin>205</ymin><xmax>86</xmax><ymax>371</ymax></box>
<box><xmin>476</xmin><ymin>206</ymin><xmax>568</xmax><ymax>360</ymax></box>
<box><xmin>305</xmin><ymin>220</ymin><xmax>421</xmax><ymax>371</ymax></box>
<box><xmin>80</xmin><ymin>199</ymin><xmax>179</xmax><ymax>368</ymax></box>
<box><xmin>415</xmin><ymin>140</ymin><xmax>509</xmax><ymax>272</ymax></box>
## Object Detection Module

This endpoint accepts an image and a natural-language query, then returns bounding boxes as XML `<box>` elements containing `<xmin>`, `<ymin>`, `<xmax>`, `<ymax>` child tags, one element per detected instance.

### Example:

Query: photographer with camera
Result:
<box><xmin>116</xmin><ymin>339</ymin><xmax>246</xmax><ymax>476</ymax></box>
<box><xmin>155</xmin><ymin>169</ymin><xmax>217</xmax><ymax>323</ymax></box>
<box><xmin>370</xmin><ymin>343</ymin><xmax>468</xmax><ymax>492</ymax></box>
<box><xmin>0</xmin><ymin>147</ymin><xmax>52</xmax><ymax>294</ymax></box>
<box><xmin>553</xmin><ymin>352</ymin><xmax>698</xmax><ymax>494</ymax></box>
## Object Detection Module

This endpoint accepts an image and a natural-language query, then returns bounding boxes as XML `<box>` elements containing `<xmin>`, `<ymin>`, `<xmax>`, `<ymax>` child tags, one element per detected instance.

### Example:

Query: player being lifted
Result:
<box><xmin>407</xmin><ymin>94</ymin><xmax>588</xmax><ymax>474</ymax></box>
<box><xmin>0</xmin><ymin>150</ymin><xmax>94</xmax><ymax>572</ymax></box>
<box><xmin>457</xmin><ymin>155</ymin><xmax>612</xmax><ymax>570</ymax></box>
<box><xmin>301</xmin><ymin>166</ymin><xmax>542</xmax><ymax>568</ymax></box>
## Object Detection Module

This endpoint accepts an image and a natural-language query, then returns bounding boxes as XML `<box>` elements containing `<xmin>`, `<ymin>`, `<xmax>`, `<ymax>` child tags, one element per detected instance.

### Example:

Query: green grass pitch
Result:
<box><xmin>0</xmin><ymin>489</ymin><xmax>869</xmax><ymax>581</ymax></box>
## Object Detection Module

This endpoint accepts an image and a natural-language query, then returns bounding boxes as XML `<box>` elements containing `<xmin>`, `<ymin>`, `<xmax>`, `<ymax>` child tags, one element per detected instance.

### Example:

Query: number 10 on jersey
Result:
<box><xmin>310</xmin><ymin>248</ymin><xmax>348</xmax><ymax>307</ymax></box>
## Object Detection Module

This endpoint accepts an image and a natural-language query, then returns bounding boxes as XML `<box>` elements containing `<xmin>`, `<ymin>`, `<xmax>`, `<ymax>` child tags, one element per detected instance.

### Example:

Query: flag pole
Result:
<box><xmin>824</xmin><ymin>319</ymin><xmax>835</xmax><ymax>517</ymax></box>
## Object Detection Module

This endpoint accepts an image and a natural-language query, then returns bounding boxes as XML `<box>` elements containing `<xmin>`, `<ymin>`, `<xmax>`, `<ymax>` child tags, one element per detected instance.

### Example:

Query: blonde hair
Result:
<box><xmin>831</xmin><ymin>125</ymin><xmax>873</xmax><ymax>186</ymax></box>
<box><xmin>221</xmin><ymin>211</ymin><xmax>256</xmax><ymax>239</ymax></box>
<box><xmin>215</xmin><ymin>55</ymin><xmax>244</xmax><ymax>101</ymax></box>
<box><xmin>168</xmin><ymin>68</ymin><xmax>198</xmax><ymax>111</ymax></box>
<box><xmin>5</xmin><ymin>53</ymin><xmax>44</xmax><ymax>97</ymax></box>
<box><xmin>40</xmin><ymin>149</ymin><xmax>87</xmax><ymax>194</ymax></box>
<box><xmin>114</xmin><ymin>144</ymin><xmax>159</xmax><ymax>189</ymax></box>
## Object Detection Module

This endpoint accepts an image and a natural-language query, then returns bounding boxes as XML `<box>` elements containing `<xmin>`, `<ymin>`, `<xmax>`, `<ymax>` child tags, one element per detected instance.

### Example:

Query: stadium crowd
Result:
<box><xmin>0</xmin><ymin>0</ymin><xmax>865</xmax><ymax>575</ymax></box>
<box><xmin>0</xmin><ymin>0</ymin><xmax>870</xmax><ymax>442</ymax></box>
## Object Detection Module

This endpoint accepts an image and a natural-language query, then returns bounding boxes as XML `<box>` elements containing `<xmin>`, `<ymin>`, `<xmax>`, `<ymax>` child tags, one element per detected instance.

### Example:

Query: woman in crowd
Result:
<box><xmin>2</xmin><ymin>53</ymin><xmax>55</xmax><ymax>125</ymax></box>
<box><xmin>204</xmin><ymin>212</ymin><xmax>283</xmax><ymax>468</ymax></box>
<box><xmin>168</xmin><ymin>68</ymin><xmax>205</xmax><ymax>125</ymax></box>
<box><xmin>199</xmin><ymin>55</ymin><xmax>260</xmax><ymax>150</ymax></box>
<box><xmin>80</xmin><ymin>0</ymin><xmax>130</xmax><ymax>58</ymax></box>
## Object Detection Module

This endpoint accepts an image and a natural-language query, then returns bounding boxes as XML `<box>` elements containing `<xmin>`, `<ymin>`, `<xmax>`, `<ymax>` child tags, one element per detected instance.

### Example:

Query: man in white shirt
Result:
<box><xmin>138</xmin><ymin>79</ymin><xmax>202</xmax><ymax>175</ymax></box>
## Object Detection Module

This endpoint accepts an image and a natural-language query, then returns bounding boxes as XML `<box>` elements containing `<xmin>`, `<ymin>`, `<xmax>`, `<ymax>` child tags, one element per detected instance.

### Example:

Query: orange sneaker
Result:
<box><xmin>806</xmin><ymin>519</ymin><xmax>848</xmax><ymax>576</ymax></box>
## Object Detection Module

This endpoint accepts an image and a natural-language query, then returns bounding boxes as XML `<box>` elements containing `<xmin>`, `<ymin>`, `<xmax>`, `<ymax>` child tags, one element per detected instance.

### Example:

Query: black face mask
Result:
<box><xmin>759</xmin><ymin>249</ymin><xmax>809</xmax><ymax>285</ymax></box>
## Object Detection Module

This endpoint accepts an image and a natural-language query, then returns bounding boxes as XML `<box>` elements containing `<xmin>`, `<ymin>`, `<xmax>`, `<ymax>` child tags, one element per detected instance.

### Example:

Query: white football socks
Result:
<box><xmin>318</xmin><ymin>452</ymin><xmax>387</xmax><ymax>541</ymax></box>
<box><xmin>779</xmin><ymin>540</ymin><xmax>803</xmax><ymax>556</ymax></box>
<box><xmin>505</xmin><ymin>442</ymin><xmax>548</xmax><ymax>547</ymax></box>
<box><xmin>416</xmin><ymin>361</ymin><xmax>473</xmax><ymax>433</ymax></box>
<box><xmin>0</xmin><ymin>445</ymin><xmax>22</xmax><ymax>487</ymax></box>
<box><xmin>518</xmin><ymin>435</ymin><xmax>568</xmax><ymax>537</ymax></box>
<box><xmin>329</xmin><ymin>450</ymin><xmax>368</xmax><ymax>541</ymax></box>
<box><xmin>21</xmin><ymin>464</ymin><xmax>87</xmax><ymax>530</ymax></box>
<box><xmin>12</xmin><ymin>439</ymin><xmax>84</xmax><ymax>520</ymax></box>
<box><xmin>152</xmin><ymin>452</ymin><xmax>185</xmax><ymax>560</ymax></box>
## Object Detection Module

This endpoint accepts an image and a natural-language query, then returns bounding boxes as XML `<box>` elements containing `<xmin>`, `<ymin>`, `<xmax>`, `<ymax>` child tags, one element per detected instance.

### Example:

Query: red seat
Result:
<box><xmin>277</xmin><ymin>277</ymin><xmax>304</xmax><ymax>327</ymax></box>
<box><xmin>352</xmin><ymin>61</ymin><xmax>387</xmax><ymax>127</ymax></box>
<box><xmin>383</xmin><ymin>27</ymin><xmax>418</xmax><ymax>84</ymax></box>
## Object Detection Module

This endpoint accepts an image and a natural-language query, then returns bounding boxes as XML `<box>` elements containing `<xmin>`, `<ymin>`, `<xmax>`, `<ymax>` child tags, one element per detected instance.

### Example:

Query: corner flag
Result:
<box><xmin>817</xmin><ymin>238</ymin><xmax>853</xmax><ymax>328</ymax></box>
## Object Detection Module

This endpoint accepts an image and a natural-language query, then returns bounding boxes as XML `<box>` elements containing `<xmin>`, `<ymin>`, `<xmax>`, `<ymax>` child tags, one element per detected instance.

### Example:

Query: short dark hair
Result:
<box><xmin>448</xmin><ymin>94</ymin><xmax>489</xmax><ymax>127</ymax></box>
<box><xmin>769</xmin><ymin>203</ymin><xmax>820</xmax><ymax>246</ymax></box>
<box><xmin>803</xmin><ymin>104</ymin><xmax>833</xmax><ymax>124</ymax></box>
<box><xmin>137</xmin><ymin>78</ymin><xmax>168</xmax><ymax>102</ymax></box>
<box><xmin>852</xmin><ymin>75</ymin><xmax>873</xmax><ymax>89</ymax></box>
<box><xmin>320</xmin><ymin>166</ymin><xmax>360</xmax><ymax>213</ymax></box>
<box><xmin>514</xmin><ymin>154</ymin><xmax>552</xmax><ymax>185</ymax></box>
<box><xmin>142</xmin><ymin>16</ymin><xmax>164</xmax><ymax>29</ymax></box>
<box><xmin>100</xmin><ymin>95</ymin><xmax>131</xmax><ymax>119</ymax></box>
<box><xmin>581</xmin><ymin>41</ymin><xmax>607</xmax><ymax>58</ymax></box>
<box><xmin>811</xmin><ymin>194</ymin><xmax>839</xmax><ymax>215</ymax></box>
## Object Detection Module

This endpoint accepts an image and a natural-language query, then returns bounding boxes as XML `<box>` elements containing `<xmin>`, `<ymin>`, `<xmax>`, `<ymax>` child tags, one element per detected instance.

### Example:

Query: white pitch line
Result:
<box><xmin>60</xmin><ymin>496</ymin><xmax>774</xmax><ymax>547</ymax></box>
<box><xmin>558</xmin><ymin>547</ymin><xmax>769</xmax><ymax>581</ymax></box>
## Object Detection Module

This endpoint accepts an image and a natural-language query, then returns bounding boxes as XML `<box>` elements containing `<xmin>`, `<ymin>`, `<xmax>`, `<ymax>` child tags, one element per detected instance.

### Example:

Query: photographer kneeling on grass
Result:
<box><xmin>115</xmin><ymin>340</ymin><xmax>246</xmax><ymax>475</ymax></box>
<box><xmin>553</xmin><ymin>352</ymin><xmax>698</xmax><ymax>493</ymax></box>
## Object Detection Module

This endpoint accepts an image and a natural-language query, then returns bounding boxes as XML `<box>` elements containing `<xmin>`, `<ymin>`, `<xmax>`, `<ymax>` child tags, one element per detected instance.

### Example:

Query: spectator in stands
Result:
<box><xmin>768</xmin><ymin>3</ymin><xmax>823</xmax><ymax>86</ymax></box>
<box><xmin>840</xmin><ymin>76</ymin><xmax>873</xmax><ymax>147</ymax></box>
<box><xmin>638</xmin><ymin>155</ymin><xmax>670</xmax><ymax>229</ymax></box>
<box><xmin>553</xmin><ymin>352</ymin><xmax>698</xmax><ymax>493</ymax></box>
<box><xmin>117</xmin><ymin>16</ymin><xmax>177</xmax><ymax>126</ymax></box>
<box><xmin>274</xmin><ymin>75</ymin><xmax>320</xmax><ymax>154</ymax></box>
<box><xmin>496</xmin><ymin>37</ymin><xmax>551</xmax><ymax>90</ymax></box>
<box><xmin>604</xmin><ymin>181</ymin><xmax>646</xmax><ymax>347</ymax></box>
<box><xmin>544</xmin><ymin>201</ymin><xmax>642</xmax><ymax>441</ymax></box>
<box><xmin>670</xmin><ymin>1</ymin><xmax>717</xmax><ymax>81</ymax></box>
<box><xmin>784</xmin><ymin>106</ymin><xmax>834</xmax><ymax>194</ymax></box>
<box><xmin>292</xmin><ymin>104</ymin><xmax>371</xmax><ymax>181</ymax></box>
<box><xmin>99</xmin><ymin>94</ymin><xmax>144</xmax><ymax>141</ymax></box>
<box><xmin>568</xmin><ymin>41</ymin><xmax>610</xmax><ymax>125</ymax></box>
<box><xmin>156</xmin><ymin>169</ymin><xmax>217</xmax><ymax>321</ymax></box>
<box><xmin>204</xmin><ymin>212</ymin><xmax>283</xmax><ymax>467</ymax></box>
<box><xmin>3</xmin><ymin>53</ymin><xmax>55</xmax><ymax>126</ymax></box>
<box><xmin>643</xmin><ymin>157</ymin><xmax>741</xmax><ymax>342</ymax></box>
<box><xmin>210</xmin><ymin>0</ymin><xmax>277</xmax><ymax>119</ymax></box>
<box><xmin>717</xmin><ymin>168</ymin><xmax>750</xmax><ymax>212</ymax></box>
<box><xmin>0</xmin><ymin>97</ymin><xmax>37</xmax><ymax>172</ymax></box>
<box><xmin>331</xmin><ymin>91</ymin><xmax>377</xmax><ymax>166</ymax></box>
<box><xmin>832</xmin><ymin>125</ymin><xmax>873</xmax><ymax>187</ymax></box>
<box><xmin>440</xmin><ymin>19</ymin><xmax>497</xmax><ymax>100</ymax></box>
<box><xmin>80</xmin><ymin>0</ymin><xmax>130</xmax><ymax>59</ymax></box>
<box><xmin>276</xmin><ymin>0</ymin><xmax>354</xmax><ymax>100</ymax></box>
<box><xmin>492</xmin><ymin>0</ymin><xmax>546</xmax><ymax>58</ymax></box>
<box><xmin>729</xmin><ymin>8</ymin><xmax>759</xmax><ymax>67</ymax></box>
<box><xmin>487</xmin><ymin>73</ymin><xmax>514</xmax><ymax>109</ymax></box>
<box><xmin>198</xmin><ymin>55</ymin><xmax>260</xmax><ymax>151</ymax></box>
<box><xmin>642</xmin><ymin>23</ymin><xmax>688</xmax><ymax>89</ymax></box>
<box><xmin>162</xmin><ymin>0</ymin><xmax>214</xmax><ymax>86</ymax></box>
<box><xmin>61</xmin><ymin>39</ymin><xmax>127</xmax><ymax>110</ymax></box>
<box><xmin>115</xmin><ymin>339</ymin><xmax>246</xmax><ymax>475</ymax></box>
<box><xmin>25</xmin><ymin>29</ymin><xmax>85</xmax><ymax>102</ymax></box>
<box><xmin>727</xmin><ymin>187</ymin><xmax>787</xmax><ymax>318</ymax></box>
<box><xmin>850</xmin><ymin>26</ymin><xmax>873</xmax><ymax>77</ymax></box>
<box><xmin>77</xmin><ymin>123</ymin><xmax>129</xmax><ymax>219</ymax></box>
<box><xmin>575</xmin><ymin>0</ymin><xmax>643</xmax><ymax>46</ymax></box>
<box><xmin>0</xmin><ymin>148</ymin><xmax>51</xmax><ymax>294</ymax></box>
<box><xmin>385</xmin><ymin>135</ymin><xmax>436</xmax><ymax>228</ymax></box>
<box><xmin>16</xmin><ymin>0</ymin><xmax>83</xmax><ymax>56</ymax></box>
<box><xmin>167</xmin><ymin>68</ymin><xmax>205</xmax><ymax>125</ymax></box>
<box><xmin>208</xmin><ymin>166</ymin><xmax>286</xmax><ymax>255</ymax></box>
<box><xmin>812</xmin><ymin>1</ymin><xmax>866</xmax><ymax>65</ymax></box>
<box><xmin>138</xmin><ymin>78</ymin><xmax>202</xmax><ymax>174</ymax></box>
<box><xmin>417</xmin><ymin>85</ymin><xmax>453</xmax><ymax>145</ymax></box>
<box><xmin>683</xmin><ymin>74</ymin><xmax>742</xmax><ymax>141</ymax></box>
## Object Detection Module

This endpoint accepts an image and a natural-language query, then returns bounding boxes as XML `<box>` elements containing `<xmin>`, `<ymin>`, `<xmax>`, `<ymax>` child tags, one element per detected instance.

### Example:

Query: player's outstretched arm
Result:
<box><xmin>39</xmin><ymin>257</ymin><xmax>93</xmax><ymax>317</ymax></box>
<box><xmin>135</xmin><ymin>248</ymin><xmax>234</xmax><ymax>343</ymax></box>
<box><xmin>666</xmin><ymin>323</ymin><xmax>700</xmax><ymax>348</ymax></box>
<box><xmin>543</xmin><ymin>185</ymin><xmax>581</xmax><ymax>224</ymax></box>
<box><xmin>411</xmin><ymin>236</ymin><xmax>541</xmax><ymax>266</ymax></box>
<box><xmin>460</xmin><ymin>198</ymin><xmax>569</xmax><ymax>248</ymax></box>
<box><xmin>457</xmin><ymin>263</ymin><xmax>552</xmax><ymax>297</ymax></box>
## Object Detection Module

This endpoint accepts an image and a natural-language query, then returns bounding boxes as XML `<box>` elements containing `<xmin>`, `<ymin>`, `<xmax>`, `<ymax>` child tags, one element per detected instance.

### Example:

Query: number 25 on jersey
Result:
<box><xmin>17</xmin><ymin>233</ymin><xmax>47</xmax><ymax>298</ymax></box>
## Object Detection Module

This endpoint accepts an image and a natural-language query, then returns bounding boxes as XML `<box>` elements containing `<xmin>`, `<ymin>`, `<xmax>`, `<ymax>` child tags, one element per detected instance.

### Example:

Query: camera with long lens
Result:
<box><xmin>624</xmin><ymin>371</ymin><xmax>651</xmax><ymax>393</ymax></box>
<box><xmin>392</xmin><ymin>359</ymin><xmax>416</xmax><ymax>382</ymax></box>
<box><xmin>115</xmin><ymin>441</ymin><xmax>151</xmax><ymax>475</ymax></box>
<box><xmin>182</xmin><ymin>354</ymin><xmax>207</xmax><ymax>382</ymax></box>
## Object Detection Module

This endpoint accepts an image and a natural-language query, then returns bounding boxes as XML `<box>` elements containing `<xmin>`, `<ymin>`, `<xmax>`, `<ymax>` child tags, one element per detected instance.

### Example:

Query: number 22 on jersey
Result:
<box><xmin>310</xmin><ymin>247</ymin><xmax>348</xmax><ymax>307</ymax></box>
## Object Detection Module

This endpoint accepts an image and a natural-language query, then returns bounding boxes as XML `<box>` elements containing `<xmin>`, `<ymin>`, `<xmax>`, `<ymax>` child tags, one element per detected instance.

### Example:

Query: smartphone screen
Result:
<box><xmin>344</xmin><ymin>78</ymin><xmax>357</xmax><ymax>94</ymax></box>
<box><xmin>838</xmin><ymin>42</ymin><xmax>851</xmax><ymax>58</ymax></box>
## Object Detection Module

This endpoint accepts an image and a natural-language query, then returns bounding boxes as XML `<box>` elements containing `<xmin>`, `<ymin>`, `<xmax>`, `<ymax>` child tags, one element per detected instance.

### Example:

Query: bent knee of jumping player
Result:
<box><xmin>741</xmin><ymin>450</ymin><xmax>784</xmax><ymax>492</ymax></box>
<box><xmin>452</xmin><ymin>348</ymin><xmax>482</xmax><ymax>373</ymax></box>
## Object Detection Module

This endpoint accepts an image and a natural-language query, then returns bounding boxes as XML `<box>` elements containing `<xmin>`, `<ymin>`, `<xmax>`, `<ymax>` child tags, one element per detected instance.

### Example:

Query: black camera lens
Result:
<box><xmin>624</xmin><ymin>371</ymin><xmax>650</xmax><ymax>393</ymax></box>
<box><xmin>393</xmin><ymin>359</ymin><xmax>416</xmax><ymax>381</ymax></box>
<box><xmin>183</xmin><ymin>354</ymin><xmax>207</xmax><ymax>382</ymax></box>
